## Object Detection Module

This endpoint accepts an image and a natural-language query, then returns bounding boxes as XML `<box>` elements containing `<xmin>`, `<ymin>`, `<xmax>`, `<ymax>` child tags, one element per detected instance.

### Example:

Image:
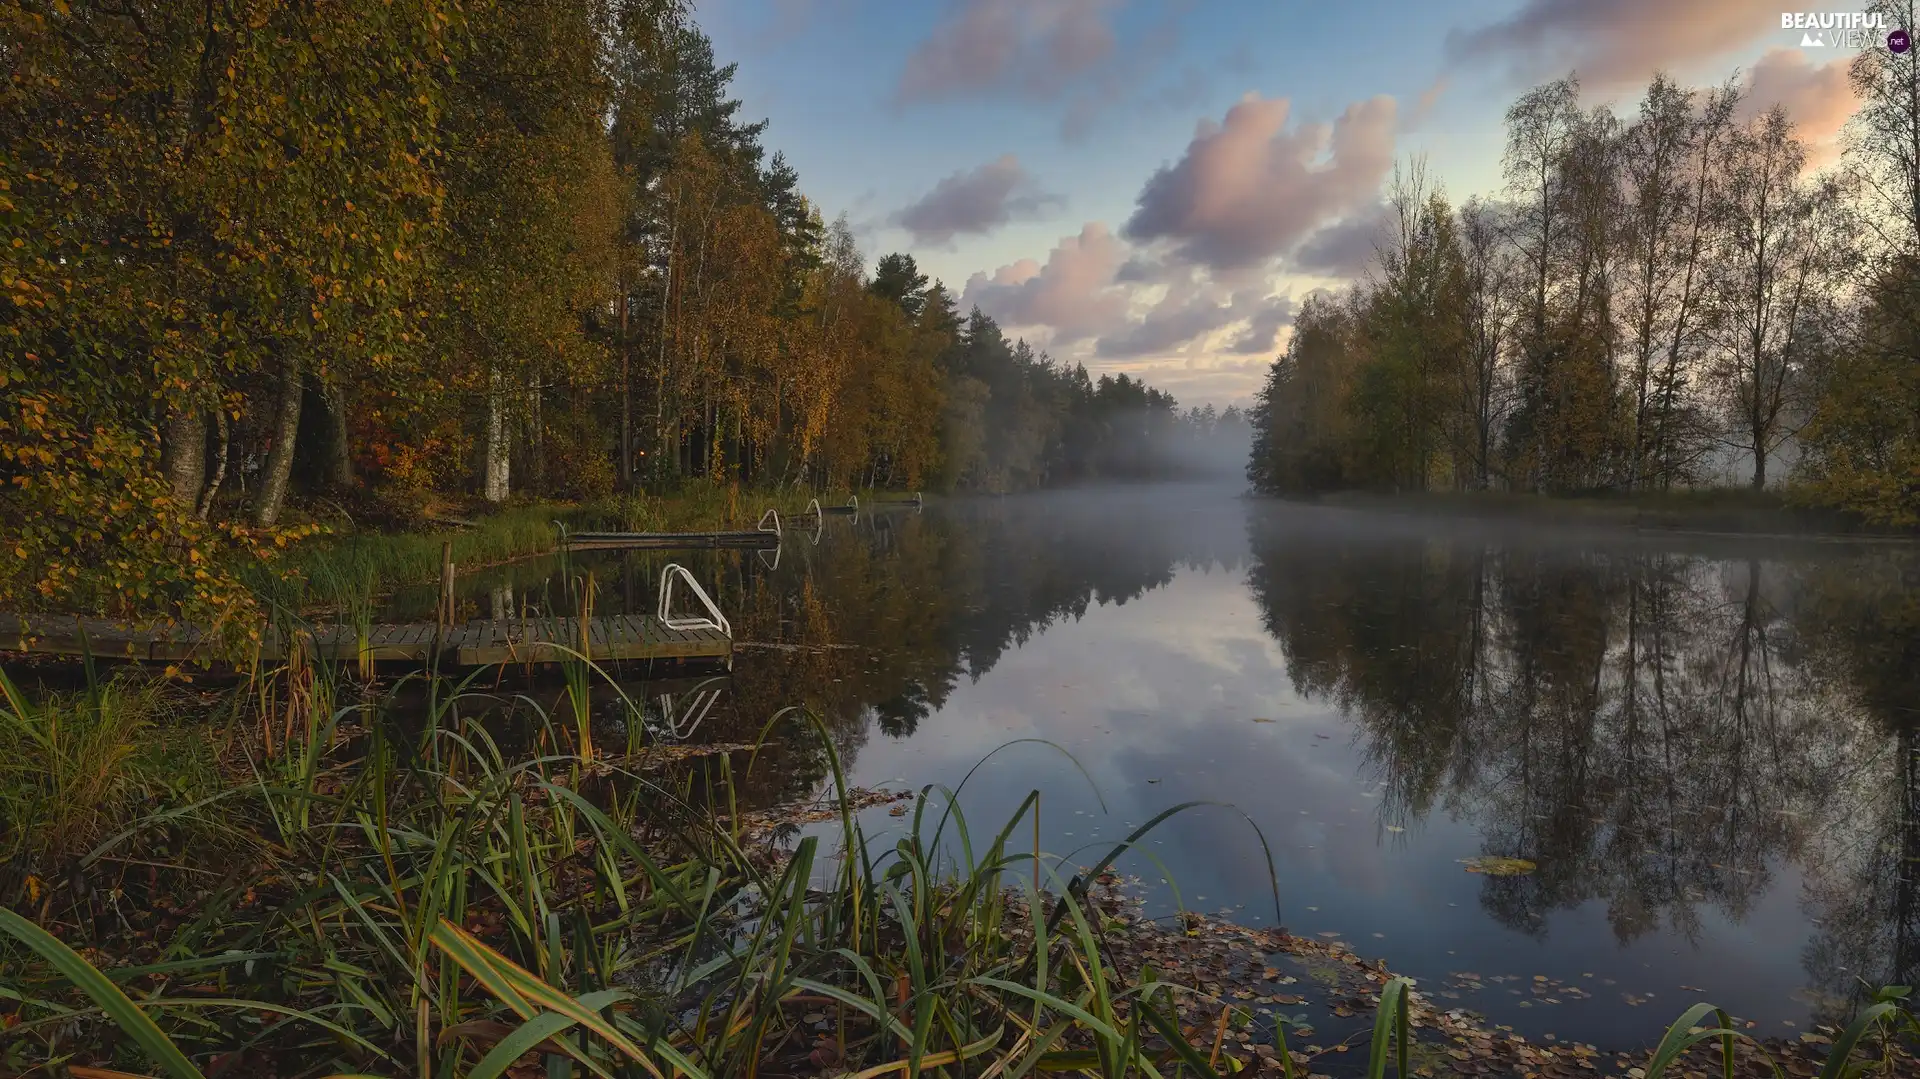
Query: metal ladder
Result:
<box><xmin>657</xmin><ymin>563</ymin><xmax>731</xmax><ymax>637</ymax></box>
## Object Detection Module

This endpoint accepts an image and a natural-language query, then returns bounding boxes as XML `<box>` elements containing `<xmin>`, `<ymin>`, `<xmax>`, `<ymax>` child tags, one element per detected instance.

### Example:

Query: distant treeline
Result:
<box><xmin>0</xmin><ymin>0</ymin><xmax>1215</xmax><ymax>619</ymax></box>
<box><xmin>1248</xmin><ymin>50</ymin><xmax>1920</xmax><ymax>529</ymax></box>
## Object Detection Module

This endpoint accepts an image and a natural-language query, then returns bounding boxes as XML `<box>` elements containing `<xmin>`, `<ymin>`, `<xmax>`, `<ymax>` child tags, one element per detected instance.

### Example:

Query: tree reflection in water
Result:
<box><xmin>1246</xmin><ymin>513</ymin><xmax>1920</xmax><ymax>1021</ymax></box>
<box><xmin>455</xmin><ymin>493</ymin><xmax>1919</xmax><ymax>1025</ymax></box>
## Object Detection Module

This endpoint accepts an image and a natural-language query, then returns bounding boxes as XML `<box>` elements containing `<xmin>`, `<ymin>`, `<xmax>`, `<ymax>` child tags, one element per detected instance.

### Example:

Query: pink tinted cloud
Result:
<box><xmin>1738</xmin><ymin>47</ymin><xmax>1857</xmax><ymax>166</ymax></box>
<box><xmin>1292</xmin><ymin>202</ymin><xmax>1391</xmax><ymax>280</ymax></box>
<box><xmin>1123</xmin><ymin>94</ymin><xmax>1398</xmax><ymax>271</ymax></box>
<box><xmin>897</xmin><ymin>0</ymin><xmax>1120</xmax><ymax>103</ymax></box>
<box><xmin>963</xmin><ymin>222</ymin><xmax>1295</xmax><ymax>360</ymax></box>
<box><xmin>961</xmin><ymin>222</ymin><xmax>1131</xmax><ymax>343</ymax></box>
<box><xmin>1448</xmin><ymin>0</ymin><xmax>1779</xmax><ymax>89</ymax></box>
<box><xmin>1096</xmin><ymin>283</ymin><xmax>1293</xmax><ymax>359</ymax></box>
<box><xmin>893</xmin><ymin>155</ymin><xmax>1064</xmax><ymax>245</ymax></box>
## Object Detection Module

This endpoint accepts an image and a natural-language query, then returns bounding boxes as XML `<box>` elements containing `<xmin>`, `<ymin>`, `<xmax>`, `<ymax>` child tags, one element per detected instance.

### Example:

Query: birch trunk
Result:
<box><xmin>164</xmin><ymin>406</ymin><xmax>206</xmax><ymax>510</ymax></box>
<box><xmin>485</xmin><ymin>368</ymin><xmax>511</xmax><ymax>503</ymax></box>
<box><xmin>254</xmin><ymin>353</ymin><xmax>304</xmax><ymax>528</ymax></box>
<box><xmin>323</xmin><ymin>377</ymin><xmax>354</xmax><ymax>490</ymax></box>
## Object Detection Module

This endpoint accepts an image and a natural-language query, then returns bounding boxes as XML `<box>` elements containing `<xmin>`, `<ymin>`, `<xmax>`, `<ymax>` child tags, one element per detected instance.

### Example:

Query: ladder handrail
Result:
<box><xmin>654</xmin><ymin>682</ymin><xmax>723</xmax><ymax>740</ymax></box>
<box><xmin>658</xmin><ymin>563</ymin><xmax>731</xmax><ymax>636</ymax></box>
<box><xmin>805</xmin><ymin>497</ymin><xmax>822</xmax><ymax>518</ymax></box>
<box><xmin>847</xmin><ymin>493</ymin><xmax>858</xmax><ymax>510</ymax></box>
<box><xmin>757</xmin><ymin>508</ymin><xmax>782</xmax><ymax>536</ymax></box>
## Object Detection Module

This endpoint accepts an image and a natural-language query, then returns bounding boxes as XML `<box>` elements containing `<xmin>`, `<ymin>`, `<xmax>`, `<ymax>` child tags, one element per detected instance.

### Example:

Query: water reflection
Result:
<box><xmin>391</xmin><ymin>489</ymin><xmax>1920</xmax><ymax>1043</ymax></box>
<box><xmin>1247</xmin><ymin>511</ymin><xmax>1920</xmax><ymax>1025</ymax></box>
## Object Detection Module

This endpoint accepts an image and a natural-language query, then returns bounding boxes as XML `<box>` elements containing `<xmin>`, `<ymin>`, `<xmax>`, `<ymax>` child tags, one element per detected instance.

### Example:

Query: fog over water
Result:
<box><xmin>428</xmin><ymin>482</ymin><xmax>1920</xmax><ymax>1051</ymax></box>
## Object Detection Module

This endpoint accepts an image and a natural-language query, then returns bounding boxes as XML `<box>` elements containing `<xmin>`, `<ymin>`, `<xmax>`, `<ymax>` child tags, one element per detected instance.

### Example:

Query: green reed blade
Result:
<box><xmin>0</xmin><ymin>907</ymin><xmax>206</xmax><ymax>1079</ymax></box>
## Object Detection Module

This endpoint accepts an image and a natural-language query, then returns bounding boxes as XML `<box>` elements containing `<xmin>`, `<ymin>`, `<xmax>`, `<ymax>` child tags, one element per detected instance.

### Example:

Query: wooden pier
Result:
<box><xmin>563</xmin><ymin>530</ymin><xmax>779</xmax><ymax>551</ymax></box>
<box><xmin>0</xmin><ymin>612</ymin><xmax>732</xmax><ymax>670</ymax></box>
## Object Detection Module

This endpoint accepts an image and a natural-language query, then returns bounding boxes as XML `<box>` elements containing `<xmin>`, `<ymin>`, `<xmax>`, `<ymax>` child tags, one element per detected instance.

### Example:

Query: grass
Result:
<box><xmin>1</xmin><ymin>651</ymin><xmax>1913</xmax><ymax>1078</ymax></box>
<box><xmin>272</xmin><ymin>483</ymin><xmax>898</xmax><ymax>616</ymax></box>
<box><xmin>0</xmin><ymin>579</ymin><xmax>1911</xmax><ymax>1078</ymax></box>
<box><xmin>0</xmin><ymin>664</ymin><xmax>218</xmax><ymax>873</ymax></box>
<box><xmin>0</xmin><ymin>655</ymin><xmax>1278</xmax><ymax>1078</ymax></box>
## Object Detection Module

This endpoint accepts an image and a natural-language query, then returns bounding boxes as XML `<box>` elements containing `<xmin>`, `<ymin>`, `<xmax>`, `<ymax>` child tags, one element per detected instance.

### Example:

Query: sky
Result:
<box><xmin>700</xmin><ymin>0</ymin><xmax>1875</xmax><ymax>409</ymax></box>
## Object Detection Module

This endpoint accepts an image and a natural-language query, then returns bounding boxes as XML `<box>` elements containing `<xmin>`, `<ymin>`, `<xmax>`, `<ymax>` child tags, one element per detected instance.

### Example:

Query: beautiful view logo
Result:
<box><xmin>1782</xmin><ymin>10</ymin><xmax>1899</xmax><ymax>48</ymax></box>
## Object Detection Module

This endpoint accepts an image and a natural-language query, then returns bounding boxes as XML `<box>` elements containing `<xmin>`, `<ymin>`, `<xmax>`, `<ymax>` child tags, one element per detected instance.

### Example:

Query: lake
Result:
<box><xmin>415</xmin><ymin>483</ymin><xmax>1920</xmax><ymax>1052</ymax></box>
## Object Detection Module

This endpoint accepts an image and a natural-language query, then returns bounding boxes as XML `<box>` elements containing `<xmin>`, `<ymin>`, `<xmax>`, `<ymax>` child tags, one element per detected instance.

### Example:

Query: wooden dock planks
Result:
<box><xmin>0</xmin><ymin>612</ymin><xmax>731</xmax><ymax>670</ymax></box>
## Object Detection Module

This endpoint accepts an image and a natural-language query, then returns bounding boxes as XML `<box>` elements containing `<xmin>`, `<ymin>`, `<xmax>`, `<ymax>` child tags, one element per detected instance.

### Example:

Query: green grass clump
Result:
<box><xmin>1</xmin><ymin>660</ymin><xmax>1909</xmax><ymax>1079</ymax></box>
<box><xmin>0</xmin><ymin>657</ymin><xmax>1269</xmax><ymax>1078</ymax></box>
<box><xmin>0</xmin><ymin>667</ymin><xmax>217</xmax><ymax>873</ymax></box>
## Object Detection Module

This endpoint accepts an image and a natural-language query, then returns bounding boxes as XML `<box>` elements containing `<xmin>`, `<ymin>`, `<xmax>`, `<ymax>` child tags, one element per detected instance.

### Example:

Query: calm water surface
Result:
<box><xmin>418</xmin><ymin>484</ymin><xmax>1920</xmax><ymax>1051</ymax></box>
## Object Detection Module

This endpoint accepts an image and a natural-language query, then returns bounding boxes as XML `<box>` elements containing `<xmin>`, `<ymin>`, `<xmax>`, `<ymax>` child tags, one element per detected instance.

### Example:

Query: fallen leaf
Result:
<box><xmin>1460</xmin><ymin>857</ymin><xmax>1537</xmax><ymax>877</ymax></box>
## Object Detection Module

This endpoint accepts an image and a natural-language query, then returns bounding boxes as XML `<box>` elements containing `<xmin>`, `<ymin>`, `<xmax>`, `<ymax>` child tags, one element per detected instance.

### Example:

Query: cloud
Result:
<box><xmin>1114</xmin><ymin>253</ymin><xmax>1165</xmax><ymax>284</ymax></box>
<box><xmin>961</xmin><ymin>222</ymin><xmax>1131</xmax><ymax>343</ymax></box>
<box><xmin>896</xmin><ymin>0</ymin><xmax>1121</xmax><ymax>104</ymax></box>
<box><xmin>962</xmin><ymin>219</ymin><xmax>1296</xmax><ymax>361</ymax></box>
<box><xmin>1096</xmin><ymin>285</ymin><xmax>1233</xmax><ymax>358</ymax></box>
<box><xmin>1117</xmin><ymin>356</ymin><xmax>1274</xmax><ymax>408</ymax></box>
<box><xmin>1290</xmin><ymin>203</ymin><xmax>1390</xmax><ymax>279</ymax></box>
<box><xmin>741</xmin><ymin>0</ymin><xmax>856</xmax><ymax>48</ymax></box>
<box><xmin>895</xmin><ymin>0</ymin><xmax>1192</xmax><ymax>141</ymax></box>
<box><xmin>1226</xmin><ymin>293</ymin><xmax>1295</xmax><ymax>354</ymax></box>
<box><xmin>1446</xmin><ymin>0</ymin><xmax>1776</xmax><ymax>90</ymax></box>
<box><xmin>1058</xmin><ymin>13</ymin><xmax>1186</xmax><ymax>140</ymax></box>
<box><xmin>1412</xmin><ymin>77</ymin><xmax>1449</xmax><ymax>126</ymax></box>
<box><xmin>1738</xmin><ymin>47</ymin><xmax>1856</xmax><ymax>166</ymax></box>
<box><xmin>1123</xmin><ymin>93</ymin><xmax>1398</xmax><ymax>271</ymax></box>
<box><xmin>1096</xmin><ymin>286</ymin><xmax>1293</xmax><ymax>359</ymax></box>
<box><xmin>892</xmin><ymin>155</ymin><xmax>1064</xmax><ymax>245</ymax></box>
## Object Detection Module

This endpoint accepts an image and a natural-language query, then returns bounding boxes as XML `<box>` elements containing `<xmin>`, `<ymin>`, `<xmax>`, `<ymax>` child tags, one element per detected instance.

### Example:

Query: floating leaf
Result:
<box><xmin>1460</xmin><ymin>856</ymin><xmax>1537</xmax><ymax>877</ymax></box>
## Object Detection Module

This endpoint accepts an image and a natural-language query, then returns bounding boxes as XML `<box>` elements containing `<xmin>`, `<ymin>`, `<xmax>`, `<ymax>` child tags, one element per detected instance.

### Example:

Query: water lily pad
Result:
<box><xmin>1460</xmin><ymin>856</ymin><xmax>1537</xmax><ymax>876</ymax></box>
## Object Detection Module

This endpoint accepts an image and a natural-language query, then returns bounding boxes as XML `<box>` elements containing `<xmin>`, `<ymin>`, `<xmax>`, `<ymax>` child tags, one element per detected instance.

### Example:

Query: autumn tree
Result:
<box><xmin>1796</xmin><ymin>0</ymin><xmax>1920</xmax><ymax>523</ymax></box>
<box><xmin>1499</xmin><ymin>78</ymin><xmax>1626</xmax><ymax>491</ymax></box>
<box><xmin>1455</xmin><ymin>197</ymin><xmax>1518</xmax><ymax>488</ymax></box>
<box><xmin>1</xmin><ymin>0</ymin><xmax>454</xmax><ymax>616</ymax></box>
<box><xmin>1352</xmin><ymin>163</ymin><xmax>1469</xmax><ymax>490</ymax></box>
<box><xmin>1618</xmin><ymin>75</ymin><xmax>1738</xmax><ymax>489</ymax></box>
<box><xmin>1706</xmin><ymin>107</ymin><xmax>1831</xmax><ymax>489</ymax></box>
<box><xmin>1248</xmin><ymin>293</ymin><xmax>1367</xmax><ymax>494</ymax></box>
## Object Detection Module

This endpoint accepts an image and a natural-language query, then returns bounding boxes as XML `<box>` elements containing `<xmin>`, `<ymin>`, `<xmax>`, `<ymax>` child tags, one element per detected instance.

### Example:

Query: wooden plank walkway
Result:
<box><xmin>0</xmin><ymin>613</ymin><xmax>732</xmax><ymax>670</ymax></box>
<box><xmin>564</xmin><ymin>531</ymin><xmax>779</xmax><ymax>551</ymax></box>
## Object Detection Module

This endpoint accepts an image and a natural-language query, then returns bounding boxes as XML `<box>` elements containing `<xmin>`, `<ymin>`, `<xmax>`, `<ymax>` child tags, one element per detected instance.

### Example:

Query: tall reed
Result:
<box><xmin>1</xmin><ymin>669</ymin><xmax>1912</xmax><ymax>1079</ymax></box>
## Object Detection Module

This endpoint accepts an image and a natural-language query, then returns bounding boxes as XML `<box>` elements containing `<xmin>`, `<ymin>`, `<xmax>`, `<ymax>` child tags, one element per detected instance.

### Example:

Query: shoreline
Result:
<box><xmin>1050</xmin><ymin>874</ymin><xmax>1908</xmax><ymax>1078</ymax></box>
<box><xmin>1285</xmin><ymin>490</ymin><xmax>1920</xmax><ymax>544</ymax></box>
<box><xmin>715</xmin><ymin>785</ymin><xmax>1906</xmax><ymax>1078</ymax></box>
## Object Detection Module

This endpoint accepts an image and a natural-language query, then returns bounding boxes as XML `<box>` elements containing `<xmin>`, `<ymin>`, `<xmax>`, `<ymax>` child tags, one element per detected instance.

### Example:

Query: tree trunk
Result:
<box><xmin>254</xmin><ymin>353</ymin><xmax>304</xmax><ymax>528</ymax></box>
<box><xmin>198</xmin><ymin>408</ymin><xmax>229</xmax><ymax>521</ymax></box>
<box><xmin>323</xmin><ymin>376</ymin><xmax>354</xmax><ymax>491</ymax></box>
<box><xmin>619</xmin><ymin>284</ymin><xmax>632</xmax><ymax>490</ymax></box>
<box><xmin>526</xmin><ymin>378</ymin><xmax>544</xmax><ymax>498</ymax></box>
<box><xmin>1751</xmin><ymin>440</ymin><xmax>1767</xmax><ymax>490</ymax></box>
<box><xmin>485</xmin><ymin>367</ymin><xmax>511</xmax><ymax>503</ymax></box>
<box><xmin>164</xmin><ymin>406</ymin><xmax>206</xmax><ymax>510</ymax></box>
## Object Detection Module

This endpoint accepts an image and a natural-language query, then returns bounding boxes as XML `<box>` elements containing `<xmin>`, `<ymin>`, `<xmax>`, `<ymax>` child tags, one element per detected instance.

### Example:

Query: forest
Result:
<box><xmin>1247</xmin><ymin>50</ymin><xmax>1920</xmax><ymax>528</ymax></box>
<box><xmin>0</xmin><ymin>0</ymin><xmax>1242</xmax><ymax>621</ymax></box>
